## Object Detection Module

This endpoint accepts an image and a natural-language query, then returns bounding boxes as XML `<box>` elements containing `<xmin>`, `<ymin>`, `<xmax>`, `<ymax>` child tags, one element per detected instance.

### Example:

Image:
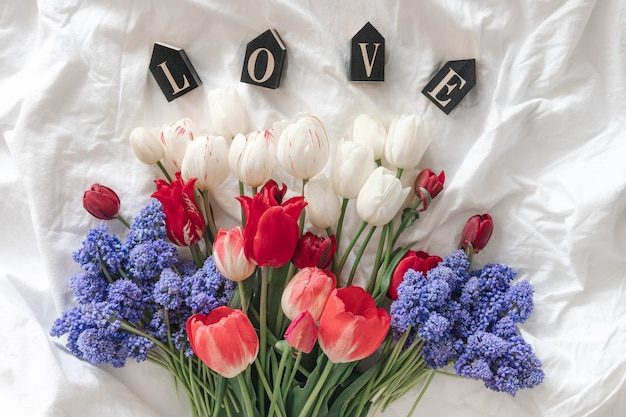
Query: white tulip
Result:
<box><xmin>277</xmin><ymin>116</ymin><xmax>330</xmax><ymax>180</ymax></box>
<box><xmin>159</xmin><ymin>118</ymin><xmax>197</xmax><ymax>173</ymax></box>
<box><xmin>208</xmin><ymin>86</ymin><xmax>249</xmax><ymax>138</ymax></box>
<box><xmin>303</xmin><ymin>175</ymin><xmax>341</xmax><ymax>229</ymax></box>
<box><xmin>181</xmin><ymin>135</ymin><xmax>230</xmax><ymax>190</ymax></box>
<box><xmin>331</xmin><ymin>139</ymin><xmax>377</xmax><ymax>199</ymax></box>
<box><xmin>129</xmin><ymin>127</ymin><xmax>164</xmax><ymax>165</ymax></box>
<box><xmin>384</xmin><ymin>114</ymin><xmax>431</xmax><ymax>170</ymax></box>
<box><xmin>352</xmin><ymin>114</ymin><xmax>387</xmax><ymax>160</ymax></box>
<box><xmin>229</xmin><ymin>130</ymin><xmax>277</xmax><ymax>188</ymax></box>
<box><xmin>356</xmin><ymin>167</ymin><xmax>410</xmax><ymax>226</ymax></box>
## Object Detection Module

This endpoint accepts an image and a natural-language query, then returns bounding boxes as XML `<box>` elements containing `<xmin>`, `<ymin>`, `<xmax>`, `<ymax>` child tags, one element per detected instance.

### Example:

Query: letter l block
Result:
<box><xmin>149</xmin><ymin>43</ymin><xmax>202</xmax><ymax>102</ymax></box>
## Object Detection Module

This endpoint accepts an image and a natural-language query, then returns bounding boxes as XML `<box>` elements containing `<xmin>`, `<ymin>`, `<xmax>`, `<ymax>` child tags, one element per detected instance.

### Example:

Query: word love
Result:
<box><xmin>149</xmin><ymin>23</ymin><xmax>476</xmax><ymax>114</ymax></box>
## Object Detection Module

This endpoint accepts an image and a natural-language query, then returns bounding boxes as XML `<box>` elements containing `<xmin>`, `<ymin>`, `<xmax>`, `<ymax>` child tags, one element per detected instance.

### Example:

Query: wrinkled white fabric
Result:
<box><xmin>2</xmin><ymin>1</ymin><xmax>626</xmax><ymax>416</ymax></box>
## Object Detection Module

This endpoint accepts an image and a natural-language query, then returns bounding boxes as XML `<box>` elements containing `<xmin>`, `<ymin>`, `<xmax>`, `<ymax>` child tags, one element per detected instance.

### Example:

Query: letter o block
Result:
<box><xmin>149</xmin><ymin>43</ymin><xmax>202</xmax><ymax>102</ymax></box>
<box><xmin>422</xmin><ymin>59</ymin><xmax>476</xmax><ymax>114</ymax></box>
<box><xmin>241</xmin><ymin>29</ymin><xmax>287</xmax><ymax>89</ymax></box>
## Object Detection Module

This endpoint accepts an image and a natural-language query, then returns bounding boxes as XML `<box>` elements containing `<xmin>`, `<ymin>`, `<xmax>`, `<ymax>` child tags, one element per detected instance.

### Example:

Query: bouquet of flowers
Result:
<box><xmin>51</xmin><ymin>87</ymin><xmax>544</xmax><ymax>417</ymax></box>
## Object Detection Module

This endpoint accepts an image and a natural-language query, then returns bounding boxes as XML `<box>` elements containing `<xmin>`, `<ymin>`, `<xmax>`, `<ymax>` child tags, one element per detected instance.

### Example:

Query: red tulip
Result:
<box><xmin>281</xmin><ymin>267</ymin><xmax>337</xmax><ymax>321</ymax></box>
<box><xmin>460</xmin><ymin>213</ymin><xmax>493</xmax><ymax>253</ymax></box>
<box><xmin>284</xmin><ymin>311</ymin><xmax>317</xmax><ymax>353</ymax></box>
<box><xmin>237</xmin><ymin>181</ymin><xmax>306</xmax><ymax>268</ymax></box>
<box><xmin>413</xmin><ymin>169</ymin><xmax>445</xmax><ymax>212</ymax></box>
<box><xmin>292</xmin><ymin>232</ymin><xmax>337</xmax><ymax>269</ymax></box>
<box><xmin>83</xmin><ymin>184</ymin><xmax>121</xmax><ymax>220</ymax></box>
<box><xmin>151</xmin><ymin>172</ymin><xmax>205</xmax><ymax>246</ymax></box>
<box><xmin>186</xmin><ymin>307</ymin><xmax>259</xmax><ymax>378</ymax></box>
<box><xmin>213</xmin><ymin>227</ymin><xmax>255</xmax><ymax>282</ymax></box>
<box><xmin>388</xmin><ymin>250</ymin><xmax>442</xmax><ymax>300</ymax></box>
<box><xmin>318</xmin><ymin>286</ymin><xmax>390</xmax><ymax>363</ymax></box>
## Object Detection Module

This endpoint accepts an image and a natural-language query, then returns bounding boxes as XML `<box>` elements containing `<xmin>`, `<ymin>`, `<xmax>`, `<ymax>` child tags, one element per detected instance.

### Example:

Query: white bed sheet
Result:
<box><xmin>2</xmin><ymin>1</ymin><xmax>626</xmax><ymax>416</ymax></box>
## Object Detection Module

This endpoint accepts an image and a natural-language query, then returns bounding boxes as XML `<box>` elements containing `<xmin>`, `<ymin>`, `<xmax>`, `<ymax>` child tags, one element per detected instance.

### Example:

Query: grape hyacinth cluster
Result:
<box><xmin>50</xmin><ymin>199</ymin><xmax>234</xmax><ymax>367</ymax></box>
<box><xmin>390</xmin><ymin>250</ymin><xmax>544</xmax><ymax>395</ymax></box>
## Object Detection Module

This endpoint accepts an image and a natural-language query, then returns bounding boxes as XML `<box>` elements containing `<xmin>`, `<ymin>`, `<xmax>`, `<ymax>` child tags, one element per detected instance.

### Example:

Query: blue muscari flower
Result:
<box><xmin>72</xmin><ymin>222</ymin><xmax>124</xmax><ymax>275</ymax></box>
<box><xmin>128</xmin><ymin>239</ymin><xmax>178</xmax><ymax>282</ymax></box>
<box><xmin>390</xmin><ymin>249</ymin><xmax>543</xmax><ymax>394</ymax></box>
<box><xmin>124</xmin><ymin>199</ymin><xmax>167</xmax><ymax>250</ymax></box>
<box><xmin>183</xmin><ymin>256</ymin><xmax>235</xmax><ymax>315</ymax></box>
<box><xmin>69</xmin><ymin>271</ymin><xmax>109</xmax><ymax>304</ymax></box>
<box><xmin>104</xmin><ymin>279</ymin><xmax>145</xmax><ymax>324</ymax></box>
<box><xmin>154</xmin><ymin>267</ymin><xmax>185</xmax><ymax>310</ymax></box>
<box><xmin>76</xmin><ymin>327</ymin><xmax>129</xmax><ymax>368</ymax></box>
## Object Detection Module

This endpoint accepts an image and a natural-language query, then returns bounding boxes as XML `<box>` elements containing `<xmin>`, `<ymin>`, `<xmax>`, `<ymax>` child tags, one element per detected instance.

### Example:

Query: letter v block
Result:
<box><xmin>350</xmin><ymin>22</ymin><xmax>385</xmax><ymax>82</ymax></box>
<box><xmin>149</xmin><ymin>43</ymin><xmax>202</xmax><ymax>102</ymax></box>
<box><xmin>422</xmin><ymin>59</ymin><xmax>476</xmax><ymax>114</ymax></box>
<box><xmin>241</xmin><ymin>29</ymin><xmax>287</xmax><ymax>89</ymax></box>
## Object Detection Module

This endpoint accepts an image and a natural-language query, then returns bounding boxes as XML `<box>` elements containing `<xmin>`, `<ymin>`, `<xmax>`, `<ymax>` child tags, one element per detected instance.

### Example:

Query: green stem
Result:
<box><xmin>190</xmin><ymin>244</ymin><xmax>204</xmax><ymax>268</ymax></box>
<box><xmin>115</xmin><ymin>215</ymin><xmax>131</xmax><ymax>228</ymax></box>
<box><xmin>239</xmin><ymin>181</ymin><xmax>246</xmax><ymax>226</ymax></box>
<box><xmin>336</xmin><ymin>221</ymin><xmax>368</xmax><ymax>280</ymax></box>
<box><xmin>238</xmin><ymin>281</ymin><xmax>248</xmax><ymax>313</ymax></box>
<box><xmin>368</xmin><ymin>222</ymin><xmax>394</xmax><ymax>294</ymax></box>
<box><xmin>405</xmin><ymin>370</ymin><xmax>435</xmax><ymax>417</ymax></box>
<box><xmin>236</xmin><ymin>373</ymin><xmax>256</xmax><ymax>417</ymax></box>
<box><xmin>201</xmin><ymin>190</ymin><xmax>218</xmax><ymax>241</ymax></box>
<box><xmin>268</xmin><ymin>345</ymin><xmax>290</xmax><ymax>417</ymax></box>
<box><xmin>335</xmin><ymin>198</ymin><xmax>349</xmax><ymax>254</ymax></box>
<box><xmin>260</xmin><ymin>267</ymin><xmax>269</xmax><ymax>370</ymax></box>
<box><xmin>347</xmin><ymin>224</ymin><xmax>377</xmax><ymax>287</ymax></box>
<box><xmin>297</xmin><ymin>358</ymin><xmax>334</xmax><ymax>417</ymax></box>
<box><xmin>157</xmin><ymin>161</ymin><xmax>173</xmax><ymax>182</ymax></box>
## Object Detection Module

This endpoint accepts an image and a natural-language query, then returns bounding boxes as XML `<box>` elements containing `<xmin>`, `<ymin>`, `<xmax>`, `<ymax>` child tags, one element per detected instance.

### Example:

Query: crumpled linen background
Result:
<box><xmin>2</xmin><ymin>0</ymin><xmax>626</xmax><ymax>416</ymax></box>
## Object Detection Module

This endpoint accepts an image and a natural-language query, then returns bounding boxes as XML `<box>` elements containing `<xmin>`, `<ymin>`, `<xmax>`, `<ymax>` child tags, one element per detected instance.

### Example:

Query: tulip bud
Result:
<box><xmin>388</xmin><ymin>250</ymin><xmax>442</xmax><ymax>300</ymax></box>
<box><xmin>208</xmin><ymin>86</ymin><xmax>249</xmax><ymax>138</ymax></box>
<box><xmin>130</xmin><ymin>127</ymin><xmax>164</xmax><ymax>165</ymax></box>
<box><xmin>277</xmin><ymin>116</ymin><xmax>330</xmax><ymax>180</ymax></box>
<box><xmin>159</xmin><ymin>118</ymin><xmax>197</xmax><ymax>173</ymax></box>
<box><xmin>303</xmin><ymin>175</ymin><xmax>341</xmax><ymax>229</ymax></box>
<box><xmin>413</xmin><ymin>169</ymin><xmax>445</xmax><ymax>212</ymax></box>
<box><xmin>213</xmin><ymin>227</ymin><xmax>255</xmax><ymax>282</ymax></box>
<box><xmin>187</xmin><ymin>307</ymin><xmax>259</xmax><ymax>378</ymax></box>
<box><xmin>331</xmin><ymin>139</ymin><xmax>377</xmax><ymax>199</ymax></box>
<box><xmin>229</xmin><ymin>130</ymin><xmax>277</xmax><ymax>188</ymax></box>
<box><xmin>384</xmin><ymin>114</ymin><xmax>430</xmax><ymax>170</ymax></box>
<box><xmin>281</xmin><ymin>267</ymin><xmax>337</xmax><ymax>321</ymax></box>
<box><xmin>284</xmin><ymin>311</ymin><xmax>317</xmax><ymax>353</ymax></box>
<box><xmin>460</xmin><ymin>214</ymin><xmax>494</xmax><ymax>254</ymax></box>
<box><xmin>352</xmin><ymin>114</ymin><xmax>386</xmax><ymax>160</ymax></box>
<box><xmin>181</xmin><ymin>135</ymin><xmax>230</xmax><ymax>190</ymax></box>
<box><xmin>356</xmin><ymin>167</ymin><xmax>411</xmax><ymax>226</ymax></box>
<box><xmin>83</xmin><ymin>184</ymin><xmax>121</xmax><ymax>220</ymax></box>
<box><xmin>293</xmin><ymin>232</ymin><xmax>337</xmax><ymax>270</ymax></box>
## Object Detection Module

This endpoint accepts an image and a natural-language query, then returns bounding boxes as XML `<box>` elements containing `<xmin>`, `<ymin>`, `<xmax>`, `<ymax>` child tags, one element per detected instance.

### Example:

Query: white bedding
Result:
<box><xmin>2</xmin><ymin>1</ymin><xmax>626</xmax><ymax>416</ymax></box>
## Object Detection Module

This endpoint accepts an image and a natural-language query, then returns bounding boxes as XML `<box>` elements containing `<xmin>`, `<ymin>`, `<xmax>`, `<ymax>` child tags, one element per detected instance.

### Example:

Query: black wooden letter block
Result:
<box><xmin>350</xmin><ymin>22</ymin><xmax>385</xmax><ymax>82</ymax></box>
<box><xmin>149</xmin><ymin>43</ymin><xmax>202</xmax><ymax>102</ymax></box>
<box><xmin>240</xmin><ymin>29</ymin><xmax>287</xmax><ymax>89</ymax></box>
<box><xmin>422</xmin><ymin>59</ymin><xmax>476</xmax><ymax>114</ymax></box>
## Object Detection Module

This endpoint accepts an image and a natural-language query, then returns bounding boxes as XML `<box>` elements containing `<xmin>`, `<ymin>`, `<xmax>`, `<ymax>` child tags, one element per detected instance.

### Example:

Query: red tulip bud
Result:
<box><xmin>460</xmin><ymin>214</ymin><xmax>493</xmax><ymax>254</ymax></box>
<box><xmin>83</xmin><ymin>184</ymin><xmax>121</xmax><ymax>220</ymax></box>
<box><xmin>413</xmin><ymin>169</ymin><xmax>445</xmax><ymax>212</ymax></box>
<box><xmin>292</xmin><ymin>232</ymin><xmax>337</xmax><ymax>269</ymax></box>
<box><xmin>388</xmin><ymin>250</ymin><xmax>442</xmax><ymax>300</ymax></box>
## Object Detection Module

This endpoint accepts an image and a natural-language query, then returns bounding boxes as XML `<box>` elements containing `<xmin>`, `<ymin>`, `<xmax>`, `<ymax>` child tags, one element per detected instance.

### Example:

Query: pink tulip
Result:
<box><xmin>284</xmin><ymin>311</ymin><xmax>317</xmax><ymax>353</ymax></box>
<box><xmin>213</xmin><ymin>227</ymin><xmax>256</xmax><ymax>282</ymax></box>
<box><xmin>186</xmin><ymin>307</ymin><xmax>259</xmax><ymax>378</ymax></box>
<box><xmin>281</xmin><ymin>267</ymin><xmax>337</xmax><ymax>321</ymax></box>
<box><xmin>318</xmin><ymin>286</ymin><xmax>390</xmax><ymax>363</ymax></box>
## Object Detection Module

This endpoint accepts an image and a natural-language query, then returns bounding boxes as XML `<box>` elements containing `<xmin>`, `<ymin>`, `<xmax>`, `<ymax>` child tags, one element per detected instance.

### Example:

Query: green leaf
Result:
<box><xmin>326</xmin><ymin>365</ymin><xmax>378</xmax><ymax>417</ymax></box>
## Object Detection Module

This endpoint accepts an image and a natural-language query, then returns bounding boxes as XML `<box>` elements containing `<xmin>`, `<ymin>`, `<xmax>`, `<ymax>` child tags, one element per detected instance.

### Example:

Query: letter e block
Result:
<box><xmin>149</xmin><ymin>43</ymin><xmax>202</xmax><ymax>102</ymax></box>
<box><xmin>350</xmin><ymin>22</ymin><xmax>385</xmax><ymax>82</ymax></box>
<box><xmin>422</xmin><ymin>59</ymin><xmax>476</xmax><ymax>114</ymax></box>
<box><xmin>240</xmin><ymin>29</ymin><xmax>287</xmax><ymax>89</ymax></box>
